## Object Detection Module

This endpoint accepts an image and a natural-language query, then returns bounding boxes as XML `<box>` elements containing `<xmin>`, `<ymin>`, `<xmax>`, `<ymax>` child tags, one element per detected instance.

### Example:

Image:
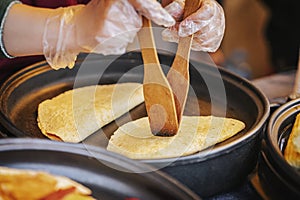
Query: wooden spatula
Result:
<box><xmin>167</xmin><ymin>0</ymin><xmax>203</xmax><ymax>125</ymax></box>
<box><xmin>137</xmin><ymin>17</ymin><xmax>178</xmax><ymax>136</ymax></box>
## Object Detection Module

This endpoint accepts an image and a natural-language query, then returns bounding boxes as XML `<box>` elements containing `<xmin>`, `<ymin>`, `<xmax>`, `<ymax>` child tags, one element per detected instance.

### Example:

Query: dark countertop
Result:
<box><xmin>252</xmin><ymin>70</ymin><xmax>296</xmax><ymax>104</ymax></box>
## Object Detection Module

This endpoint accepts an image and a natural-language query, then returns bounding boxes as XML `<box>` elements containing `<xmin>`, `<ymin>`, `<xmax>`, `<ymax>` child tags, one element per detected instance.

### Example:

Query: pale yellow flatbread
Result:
<box><xmin>284</xmin><ymin>113</ymin><xmax>300</xmax><ymax>168</ymax></box>
<box><xmin>0</xmin><ymin>166</ymin><xmax>94</xmax><ymax>199</ymax></box>
<box><xmin>107</xmin><ymin>116</ymin><xmax>245</xmax><ymax>159</ymax></box>
<box><xmin>37</xmin><ymin>83</ymin><xmax>143</xmax><ymax>143</ymax></box>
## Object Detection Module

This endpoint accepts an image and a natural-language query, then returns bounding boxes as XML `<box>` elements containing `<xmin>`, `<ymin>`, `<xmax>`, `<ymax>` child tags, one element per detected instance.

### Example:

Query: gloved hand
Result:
<box><xmin>161</xmin><ymin>0</ymin><xmax>225</xmax><ymax>52</ymax></box>
<box><xmin>43</xmin><ymin>0</ymin><xmax>175</xmax><ymax>70</ymax></box>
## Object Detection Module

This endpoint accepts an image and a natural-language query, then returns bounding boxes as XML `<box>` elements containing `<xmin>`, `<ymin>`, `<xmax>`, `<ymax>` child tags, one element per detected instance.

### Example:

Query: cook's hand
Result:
<box><xmin>43</xmin><ymin>0</ymin><xmax>175</xmax><ymax>70</ymax></box>
<box><xmin>162</xmin><ymin>0</ymin><xmax>225</xmax><ymax>52</ymax></box>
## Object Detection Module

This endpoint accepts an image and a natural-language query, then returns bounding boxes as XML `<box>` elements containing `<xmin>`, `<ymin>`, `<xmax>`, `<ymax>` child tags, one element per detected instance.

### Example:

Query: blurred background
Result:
<box><xmin>215</xmin><ymin>0</ymin><xmax>299</xmax><ymax>80</ymax></box>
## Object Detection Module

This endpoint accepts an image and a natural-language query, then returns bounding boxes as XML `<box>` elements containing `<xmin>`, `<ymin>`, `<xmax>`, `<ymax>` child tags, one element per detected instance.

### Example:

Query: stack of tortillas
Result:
<box><xmin>0</xmin><ymin>166</ymin><xmax>94</xmax><ymax>199</ymax></box>
<box><xmin>107</xmin><ymin>116</ymin><xmax>245</xmax><ymax>159</ymax></box>
<box><xmin>37</xmin><ymin>83</ymin><xmax>143</xmax><ymax>143</ymax></box>
<box><xmin>284</xmin><ymin>113</ymin><xmax>300</xmax><ymax>168</ymax></box>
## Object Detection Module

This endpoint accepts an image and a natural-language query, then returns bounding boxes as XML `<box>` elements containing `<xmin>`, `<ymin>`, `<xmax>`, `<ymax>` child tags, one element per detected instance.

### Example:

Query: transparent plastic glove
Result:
<box><xmin>162</xmin><ymin>0</ymin><xmax>225</xmax><ymax>52</ymax></box>
<box><xmin>43</xmin><ymin>0</ymin><xmax>175</xmax><ymax>70</ymax></box>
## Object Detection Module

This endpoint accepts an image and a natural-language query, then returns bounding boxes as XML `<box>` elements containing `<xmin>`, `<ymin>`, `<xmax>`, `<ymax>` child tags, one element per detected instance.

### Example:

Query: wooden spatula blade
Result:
<box><xmin>143</xmin><ymin>81</ymin><xmax>179</xmax><ymax>136</ymax></box>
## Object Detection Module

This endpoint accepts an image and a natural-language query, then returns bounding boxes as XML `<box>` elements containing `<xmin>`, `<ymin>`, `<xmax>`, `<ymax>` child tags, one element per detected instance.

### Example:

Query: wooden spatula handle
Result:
<box><xmin>137</xmin><ymin>17</ymin><xmax>159</xmax><ymax>66</ymax></box>
<box><xmin>183</xmin><ymin>0</ymin><xmax>203</xmax><ymax>19</ymax></box>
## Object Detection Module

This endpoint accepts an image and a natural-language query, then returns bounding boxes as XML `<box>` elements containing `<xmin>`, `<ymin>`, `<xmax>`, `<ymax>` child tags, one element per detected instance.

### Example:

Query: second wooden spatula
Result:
<box><xmin>167</xmin><ymin>0</ymin><xmax>203</xmax><ymax>126</ymax></box>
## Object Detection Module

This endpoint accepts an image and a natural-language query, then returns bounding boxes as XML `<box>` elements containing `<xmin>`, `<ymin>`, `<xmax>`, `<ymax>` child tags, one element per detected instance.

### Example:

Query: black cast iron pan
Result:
<box><xmin>257</xmin><ymin>95</ymin><xmax>300</xmax><ymax>200</ymax></box>
<box><xmin>0</xmin><ymin>52</ymin><xmax>270</xmax><ymax>197</ymax></box>
<box><xmin>0</xmin><ymin>138</ymin><xmax>200</xmax><ymax>200</ymax></box>
<box><xmin>254</xmin><ymin>55</ymin><xmax>300</xmax><ymax>199</ymax></box>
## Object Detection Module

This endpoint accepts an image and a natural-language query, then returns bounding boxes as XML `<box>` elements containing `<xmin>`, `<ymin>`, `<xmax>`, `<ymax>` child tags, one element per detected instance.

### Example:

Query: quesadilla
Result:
<box><xmin>284</xmin><ymin>113</ymin><xmax>300</xmax><ymax>168</ymax></box>
<box><xmin>107</xmin><ymin>116</ymin><xmax>245</xmax><ymax>159</ymax></box>
<box><xmin>37</xmin><ymin>83</ymin><xmax>143</xmax><ymax>143</ymax></box>
<box><xmin>0</xmin><ymin>166</ymin><xmax>94</xmax><ymax>200</ymax></box>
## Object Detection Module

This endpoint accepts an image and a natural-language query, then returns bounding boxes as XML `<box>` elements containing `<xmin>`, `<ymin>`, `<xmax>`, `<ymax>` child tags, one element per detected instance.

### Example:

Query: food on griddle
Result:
<box><xmin>0</xmin><ymin>166</ymin><xmax>94</xmax><ymax>199</ymax></box>
<box><xmin>284</xmin><ymin>113</ymin><xmax>300</xmax><ymax>168</ymax></box>
<box><xmin>107</xmin><ymin>116</ymin><xmax>245</xmax><ymax>159</ymax></box>
<box><xmin>37</xmin><ymin>83</ymin><xmax>143</xmax><ymax>143</ymax></box>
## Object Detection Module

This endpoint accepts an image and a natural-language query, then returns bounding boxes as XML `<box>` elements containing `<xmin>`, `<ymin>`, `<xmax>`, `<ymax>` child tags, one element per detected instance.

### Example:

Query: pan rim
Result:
<box><xmin>0</xmin><ymin>137</ymin><xmax>201</xmax><ymax>200</ymax></box>
<box><xmin>266</xmin><ymin>98</ymin><xmax>300</xmax><ymax>178</ymax></box>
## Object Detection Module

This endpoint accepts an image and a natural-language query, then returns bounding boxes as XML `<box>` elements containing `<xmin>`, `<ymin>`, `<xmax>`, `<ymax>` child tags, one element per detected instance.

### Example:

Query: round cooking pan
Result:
<box><xmin>258</xmin><ymin>98</ymin><xmax>300</xmax><ymax>199</ymax></box>
<box><xmin>0</xmin><ymin>52</ymin><xmax>269</xmax><ymax>197</ymax></box>
<box><xmin>0</xmin><ymin>138</ymin><xmax>200</xmax><ymax>200</ymax></box>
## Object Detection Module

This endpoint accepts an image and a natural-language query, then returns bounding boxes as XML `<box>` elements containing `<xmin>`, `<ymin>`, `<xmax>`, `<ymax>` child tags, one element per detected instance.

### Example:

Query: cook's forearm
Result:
<box><xmin>3</xmin><ymin>3</ymin><xmax>76</xmax><ymax>57</ymax></box>
<box><xmin>2</xmin><ymin>1</ymin><xmax>174</xmax><ymax>58</ymax></box>
<box><xmin>3</xmin><ymin>4</ymin><xmax>49</xmax><ymax>56</ymax></box>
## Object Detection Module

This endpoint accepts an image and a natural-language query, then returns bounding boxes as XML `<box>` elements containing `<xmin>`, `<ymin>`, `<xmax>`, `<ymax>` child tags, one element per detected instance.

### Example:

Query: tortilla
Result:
<box><xmin>107</xmin><ymin>116</ymin><xmax>245</xmax><ymax>159</ymax></box>
<box><xmin>284</xmin><ymin>113</ymin><xmax>300</xmax><ymax>168</ymax></box>
<box><xmin>0</xmin><ymin>166</ymin><xmax>94</xmax><ymax>199</ymax></box>
<box><xmin>37</xmin><ymin>83</ymin><xmax>143</xmax><ymax>143</ymax></box>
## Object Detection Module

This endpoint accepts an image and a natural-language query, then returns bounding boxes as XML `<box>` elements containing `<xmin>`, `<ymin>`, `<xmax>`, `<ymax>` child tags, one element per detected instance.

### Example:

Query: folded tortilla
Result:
<box><xmin>107</xmin><ymin>116</ymin><xmax>245</xmax><ymax>159</ymax></box>
<box><xmin>0</xmin><ymin>166</ymin><xmax>94</xmax><ymax>199</ymax></box>
<box><xmin>37</xmin><ymin>83</ymin><xmax>143</xmax><ymax>143</ymax></box>
<box><xmin>284</xmin><ymin>113</ymin><xmax>300</xmax><ymax>168</ymax></box>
